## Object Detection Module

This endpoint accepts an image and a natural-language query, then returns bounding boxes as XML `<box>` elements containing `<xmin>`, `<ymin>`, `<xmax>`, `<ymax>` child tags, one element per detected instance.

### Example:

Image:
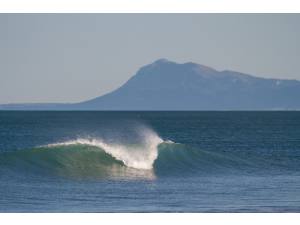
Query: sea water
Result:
<box><xmin>0</xmin><ymin>111</ymin><xmax>300</xmax><ymax>212</ymax></box>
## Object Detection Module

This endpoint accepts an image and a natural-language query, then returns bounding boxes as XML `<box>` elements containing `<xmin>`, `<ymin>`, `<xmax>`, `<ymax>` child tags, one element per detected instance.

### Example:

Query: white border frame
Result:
<box><xmin>0</xmin><ymin>0</ymin><xmax>300</xmax><ymax>13</ymax></box>
<box><xmin>0</xmin><ymin>1</ymin><xmax>300</xmax><ymax>224</ymax></box>
<box><xmin>1</xmin><ymin>213</ymin><xmax>300</xmax><ymax>225</ymax></box>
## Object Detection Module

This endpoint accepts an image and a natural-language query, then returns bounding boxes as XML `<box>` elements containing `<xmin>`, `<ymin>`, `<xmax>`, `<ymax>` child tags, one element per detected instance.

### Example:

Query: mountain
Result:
<box><xmin>1</xmin><ymin>59</ymin><xmax>300</xmax><ymax>110</ymax></box>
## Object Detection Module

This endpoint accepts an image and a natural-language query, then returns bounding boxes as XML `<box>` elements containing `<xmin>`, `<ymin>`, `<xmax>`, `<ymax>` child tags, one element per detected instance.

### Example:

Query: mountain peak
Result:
<box><xmin>152</xmin><ymin>58</ymin><xmax>173</xmax><ymax>65</ymax></box>
<box><xmin>148</xmin><ymin>59</ymin><xmax>217</xmax><ymax>75</ymax></box>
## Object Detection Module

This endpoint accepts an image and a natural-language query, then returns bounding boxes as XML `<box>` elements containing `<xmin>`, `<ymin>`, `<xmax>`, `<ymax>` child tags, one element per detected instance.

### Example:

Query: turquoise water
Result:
<box><xmin>0</xmin><ymin>111</ymin><xmax>300</xmax><ymax>212</ymax></box>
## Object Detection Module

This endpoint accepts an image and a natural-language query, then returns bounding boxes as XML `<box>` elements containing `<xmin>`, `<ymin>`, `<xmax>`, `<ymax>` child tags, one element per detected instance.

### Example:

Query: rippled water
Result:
<box><xmin>0</xmin><ymin>111</ymin><xmax>300</xmax><ymax>212</ymax></box>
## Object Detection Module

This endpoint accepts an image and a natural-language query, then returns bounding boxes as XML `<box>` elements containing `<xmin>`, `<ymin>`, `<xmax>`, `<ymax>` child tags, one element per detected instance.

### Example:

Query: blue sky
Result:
<box><xmin>1</xmin><ymin>14</ymin><xmax>299</xmax><ymax>104</ymax></box>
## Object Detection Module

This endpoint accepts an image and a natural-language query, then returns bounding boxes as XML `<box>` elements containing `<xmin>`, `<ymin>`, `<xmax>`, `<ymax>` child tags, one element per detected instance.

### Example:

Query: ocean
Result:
<box><xmin>0</xmin><ymin>111</ymin><xmax>300</xmax><ymax>212</ymax></box>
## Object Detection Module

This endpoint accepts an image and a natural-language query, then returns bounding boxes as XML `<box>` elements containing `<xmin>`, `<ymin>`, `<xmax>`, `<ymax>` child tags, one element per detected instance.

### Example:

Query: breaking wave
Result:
<box><xmin>45</xmin><ymin>137</ymin><xmax>162</xmax><ymax>170</ymax></box>
<box><xmin>0</xmin><ymin>125</ymin><xmax>297</xmax><ymax>180</ymax></box>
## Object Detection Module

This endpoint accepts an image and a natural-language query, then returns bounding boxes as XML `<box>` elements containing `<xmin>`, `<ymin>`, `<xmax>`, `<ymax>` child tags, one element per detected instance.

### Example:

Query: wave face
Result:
<box><xmin>45</xmin><ymin>130</ymin><xmax>162</xmax><ymax>170</ymax></box>
<box><xmin>0</xmin><ymin>124</ymin><xmax>299</xmax><ymax>180</ymax></box>
<box><xmin>1</xmin><ymin>139</ymin><xmax>296</xmax><ymax>180</ymax></box>
<box><xmin>0</xmin><ymin>126</ymin><xmax>164</xmax><ymax>179</ymax></box>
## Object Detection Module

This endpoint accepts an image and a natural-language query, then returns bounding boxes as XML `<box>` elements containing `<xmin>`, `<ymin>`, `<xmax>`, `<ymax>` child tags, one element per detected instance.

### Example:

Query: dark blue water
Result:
<box><xmin>0</xmin><ymin>111</ymin><xmax>300</xmax><ymax>212</ymax></box>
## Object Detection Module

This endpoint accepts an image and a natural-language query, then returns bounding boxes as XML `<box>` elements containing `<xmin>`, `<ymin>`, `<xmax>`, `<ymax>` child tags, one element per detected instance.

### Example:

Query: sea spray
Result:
<box><xmin>45</xmin><ymin>126</ymin><xmax>164</xmax><ymax>170</ymax></box>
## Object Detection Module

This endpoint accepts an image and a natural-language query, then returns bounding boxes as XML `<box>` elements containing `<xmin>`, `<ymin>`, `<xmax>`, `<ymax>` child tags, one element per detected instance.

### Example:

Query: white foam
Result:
<box><xmin>164</xmin><ymin>139</ymin><xmax>175</xmax><ymax>144</ymax></box>
<box><xmin>45</xmin><ymin>127</ymin><xmax>163</xmax><ymax>170</ymax></box>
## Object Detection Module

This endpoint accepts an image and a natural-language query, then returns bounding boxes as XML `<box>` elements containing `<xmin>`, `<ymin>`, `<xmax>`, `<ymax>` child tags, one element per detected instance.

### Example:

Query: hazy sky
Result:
<box><xmin>1</xmin><ymin>14</ymin><xmax>300</xmax><ymax>104</ymax></box>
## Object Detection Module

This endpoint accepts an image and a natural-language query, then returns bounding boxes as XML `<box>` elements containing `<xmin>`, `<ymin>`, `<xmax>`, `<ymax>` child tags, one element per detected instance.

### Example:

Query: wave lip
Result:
<box><xmin>0</xmin><ymin>125</ymin><xmax>168</xmax><ymax>179</ymax></box>
<box><xmin>44</xmin><ymin>137</ymin><xmax>160</xmax><ymax>170</ymax></box>
<box><xmin>45</xmin><ymin>129</ymin><xmax>163</xmax><ymax>170</ymax></box>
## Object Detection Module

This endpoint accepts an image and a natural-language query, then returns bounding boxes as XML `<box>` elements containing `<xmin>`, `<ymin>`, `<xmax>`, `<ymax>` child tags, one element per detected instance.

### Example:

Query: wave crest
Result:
<box><xmin>44</xmin><ymin>128</ymin><xmax>163</xmax><ymax>170</ymax></box>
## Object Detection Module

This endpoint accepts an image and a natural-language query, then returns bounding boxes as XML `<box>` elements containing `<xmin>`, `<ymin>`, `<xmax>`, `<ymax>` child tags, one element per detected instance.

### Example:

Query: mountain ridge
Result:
<box><xmin>1</xmin><ymin>59</ymin><xmax>300</xmax><ymax>110</ymax></box>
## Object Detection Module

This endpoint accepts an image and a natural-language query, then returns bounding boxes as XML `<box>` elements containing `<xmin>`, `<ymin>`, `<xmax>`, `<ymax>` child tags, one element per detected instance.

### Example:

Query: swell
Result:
<box><xmin>0</xmin><ymin>139</ymin><xmax>298</xmax><ymax>179</ymax></box>
<box><xmin>0</xmin><ymin>144</ymin><xmax>157</xmax><ymax>179</ymax></box>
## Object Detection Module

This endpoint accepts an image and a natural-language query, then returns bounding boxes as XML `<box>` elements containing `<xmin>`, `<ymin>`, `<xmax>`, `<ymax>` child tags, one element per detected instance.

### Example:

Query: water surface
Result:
<box><xmin>0</xmin><ymin>111</ymin><xmax>300</xmax><ymax>212</ymax></box>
